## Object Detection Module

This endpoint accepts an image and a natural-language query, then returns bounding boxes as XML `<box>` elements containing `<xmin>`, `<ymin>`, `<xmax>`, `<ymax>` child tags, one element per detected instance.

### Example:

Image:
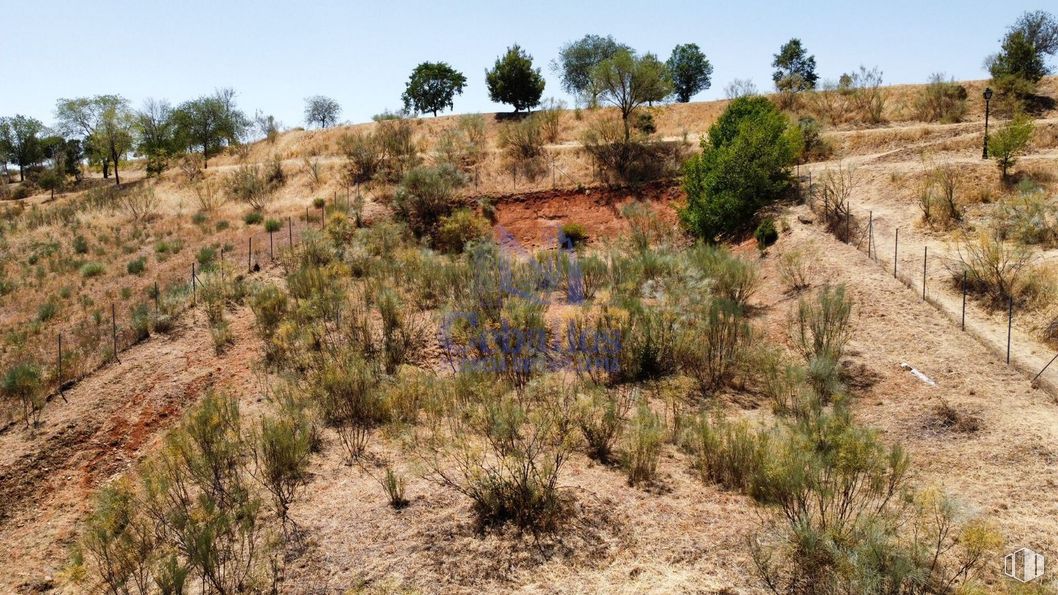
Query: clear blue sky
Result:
<box><xmin>0</xmin><ymin>0</ymin><xmax>1045</xmax><ymax>129</ymax></box>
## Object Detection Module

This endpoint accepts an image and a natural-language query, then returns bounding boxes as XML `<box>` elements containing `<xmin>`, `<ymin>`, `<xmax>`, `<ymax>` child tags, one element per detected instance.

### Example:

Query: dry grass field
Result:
<box><xmin>3</xmin><ymin>75</ymin><xmax>1058</xmax><ymax>594</ymax></box>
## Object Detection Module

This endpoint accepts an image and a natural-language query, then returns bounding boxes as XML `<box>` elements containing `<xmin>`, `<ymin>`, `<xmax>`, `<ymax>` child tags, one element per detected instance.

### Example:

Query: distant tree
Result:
<box><xmin>172</xmin><ymin>89</ymin><xmax>249</xmax><ymax>168</ymax></box>
<box><xmin>485</xmin><ymin>44</ymin><xmax>546</xmax><ymax>112</ymax></box>
<box><xmin>401</xmin><ymin>62</ymin><xmax>467</xmax><ymax>117</ymax></box>
<box><xmin>136</xmin><ymin>98</ymin><xmax>178</xmax><ymax>176</ymax></box>
<box><xmin>667</xmin><ymin>43</ymin><xmax>713</xmax><ymax>102</ymax></box>
<box><xmin>304</xmin><ymin>96</ymin><xmax>342</xmax><ymax>128</ymax></box>
<box><xmin>553</xmin><ymin>34</ymin><xmax>630</xmax><ymax>106</ymax></box>
<box><xmin>772</xmin><ymin>38</ymin><xmax>818</xmax><ymax>93</ymax></box>
<box><xmin>592</xmin><ymin>49</ymin><xmax>673</xmax><ymax>141</ymax></box>
<box><xmin>55</xmin><ymin>95</ymin><xmax>135</xmax><ymax>184</ymax></box>
<box><xmin>724</xmin><ymin>79</ymin><xmax>759</xmax><ymax>99</ymax></box>
<box><xmin>988</xmin><ymin>11</ymin><xmax>1058</xmax><ymax>100</ymax></box>
<box><xmin>681</xmin><ymin>96</ymin><xmax>802</xmax><ymax>241</ymax></box>
<box><xmin>255</xmin><ymin>111</ymin><xmax>281</xmax><ymax>143</ymax></box>
<box><xmin>0</xmin><ymin>115</ymin><xmax>46</xmax><ymax>182</ymax></box>
<box><xmin>40</xmin><ymin>135</ymin><xmax>83</xmax><ymax>180</ymax></box>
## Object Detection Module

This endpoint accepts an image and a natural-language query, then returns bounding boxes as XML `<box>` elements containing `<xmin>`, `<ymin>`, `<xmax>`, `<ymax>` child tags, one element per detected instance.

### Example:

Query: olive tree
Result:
<box><xmin>592</xmin><ymin>49</ymin><xmax>672</xmax><ymax>141</ymax></box>
<box><xmin>55</xmin><ymin>95</ymin><xmax>136</xmax><ymax>184</ymax></box>
<box><xmin>401</xmin><ymin>62</ymin><xmax>467</xmax><ymax>117</ymax></box>
<box><xmin>304</xmin><ymin>96</ymin><xmax>342</xmax><ymax>128</ymax></box>
<box><xmin>553</xmin><ymin>34</ymin><xmax>630</xmax><ymax>107</ymax></box>
<box><xmin>0</xmin><ymin>115</ymin><xmax>46</xmax><ymax>182</ymax></box>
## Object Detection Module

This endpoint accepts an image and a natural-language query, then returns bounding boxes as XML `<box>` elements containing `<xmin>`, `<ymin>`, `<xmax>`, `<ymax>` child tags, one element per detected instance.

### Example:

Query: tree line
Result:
<box><xmin>1</xmin><ymin>12</ymin><xmax>1055</xmax><ymax>190</ymax></box>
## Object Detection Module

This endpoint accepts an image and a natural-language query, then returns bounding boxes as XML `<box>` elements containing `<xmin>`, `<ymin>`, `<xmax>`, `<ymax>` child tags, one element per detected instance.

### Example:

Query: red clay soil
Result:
<box><xmin>489</xmin><ymin>181</ymin><xmax>683</xmax><ymax>249</ymax></box>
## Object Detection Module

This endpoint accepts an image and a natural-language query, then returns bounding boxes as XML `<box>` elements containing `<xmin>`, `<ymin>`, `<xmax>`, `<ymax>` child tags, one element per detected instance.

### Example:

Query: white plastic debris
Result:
<box><xmin>900</xmin><ymin>362</ymin><xmax>936</xmax><ymax>387</ymax></box>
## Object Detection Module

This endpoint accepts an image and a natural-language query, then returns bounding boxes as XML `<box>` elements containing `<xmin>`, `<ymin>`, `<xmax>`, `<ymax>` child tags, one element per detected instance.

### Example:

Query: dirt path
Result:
<box><xmin>0</xmin><ymin>304</ymin><xmax>263</xmax><ymax>593</ymax></box>
<box><xmin>767</xmin><ymin>214</ymin><xmax>1058</xmax><ymax>582</ymax></box>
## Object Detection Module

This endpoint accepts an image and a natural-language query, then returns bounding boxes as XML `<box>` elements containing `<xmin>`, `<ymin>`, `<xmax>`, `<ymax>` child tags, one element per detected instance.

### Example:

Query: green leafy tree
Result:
<box><xmin>680</xmin><ymin>96</ymin><xmax>802</xmax><ymax>241</ymax></box>
<box><xmin>136</xmin><ymin>98</ymin><xmax>178</xmax><ymax>176</ymax></box>
<box><xmin>401</xmin><ymin>62</ymin><xmax>467</xmax><ymax>117</ymax></box>
<box><xmin>667</xmin><ymin>43</ymin><xmax>713</xmax><ymax>102</ymax></box>
<box><xmin>0</xmin><ymin>115</ymin><xmax>46</xmax><ymax>182</ymax></box>
<box><xmin>55</xmin><ymin>95</ymin><xmax>136</xmax><ymax>185</ymax></box>
<box><xmin>172</xmin><ymin>88</ymin><xmax>249</xmax><ymax>168</ymax></box>
<box><xmin>304</xmin><ymin>96</ymin><xmax>342</xmax><ymax>128</ymax></box>
<box><xmin>485</xmin><ymin>44</ymin><xmax>545</xmax><ymax>112</ymax></box>
<box><xmin>990</xmin><ymin>113</ymin><xmax>1035</xmax><ymax>178</ymax></box>
<box><xmin>772</xmin><ymin>38</ymin><xmax>818</xmax><ymax>93</ymax></box>
<box><xmin>592</xmin><ymin>49</ymin><xmax>673</xmax><ymax>141</ymax></box>
<box><xmin>553</xmin><ymin>34</ymin><xmax>630</xmax><ymax>106</ymax></box>
<box><xmin>988</xmin><ymin>11</ymin><xmax>1058</xmax><ymax>100</ymax></box>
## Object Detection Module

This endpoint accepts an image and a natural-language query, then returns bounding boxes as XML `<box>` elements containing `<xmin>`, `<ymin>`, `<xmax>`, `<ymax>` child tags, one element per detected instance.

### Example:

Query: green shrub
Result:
<box><xmin>196</xmin><ymin>246</ymin><xmax>217</xmax><ymax>270</ymax></box>
<box><xmin>560</xmin><ymin>222</ymin><xmax>588</xmax><ymax>248</ymax></box>
<box><xmin>227</xmin><ymin>164</ymin><xmax>274</xmax><ymax>210</ymax></box>
<box><xmin>252</xmin><ymin>407</ymin><xmax>312</xmax><ymax>525</ymax></box>
<box><xmin>130</xmin><ymin>303</ymin><xmax>151</xmax><ymax>342</ymax></box>
<box><xmin>680</xmin><ymin>96</ymin><xmax>800</xmax><ymax>241</ymax></box>
<box><xmin>243</xmin><ymin>210</ymin><xmax>263</xmax><ymax>225</ymax></box>
<box><xmin>754</xmin><ymin>218</ymin><xmax>778</xmax><ymax>250</ymax></box>
<box><xmin>80</xmin><ymin>262</ymin><xmax>105</xmax><ymax>279</ymax></box>
<box><xmin>191</xmin><ymin>211</ymin><xmax>208</xmax><ymax>225</ymax></box>
<box><xmin>126</xmin><ymin>256</ymin><xmax>147</xmax><ymax>276</ymax></box>
<box><xmin>210</xmin><ymin>320</ymin><xmax>233</xmax><ymax>354</ymax></box>
<box><xmin>2</xmin><ymin>362</ymin><xmax>43</xmax><ymax>427</ymax></box>
<box><xmin>378</xmin><ymin>466</ymin><xmax>409</xmax><ymax>509</ymax></box>
<box><xmin>682</xmin><ymin>413</ymin><xmax>771</xmax><ymax>495</ymax></box>
<box><xmin>435</xmin><ymin>208</ymin><xmax>491</xmax><ymax>254</ymax></box>
<box><xmin>73</xmin><ymin>235</ymin><xmax>89</xmax><ymax>255</ymax></box>
<box><xmin>686</xmin><ymin>244</ymin><xmax>760</xmax><ymax>308</ymax></box>
<box><xmin>424</xmin><ymin>378</ymin><xmax>575</xmax><ymax>532</ymax></box>
<box><xmin>915</xmin><ymin>73</ymin><xmax>968</xmax><ymax>123</ymax></box>
<box><xmin>315</xmin><ymin>353</ymin><xmax>386</xmax><ymax>461</ymax></box>
<box><xmin>623</xmin><ymin>400</ymin><xmax>664</xmax><ymax>486</ymax></box>
<box><xmin>990</xmin><ymin>113</ymin><xmax>1034</xmax><ymax>178</ymax></box>
<box><xmin>393</xmin><ymin>164</ymin><xmax>465</xmax><ymax>240</ymax></box>
<box><xmin>264</xmin><ymin>218</ymin><xmax>282</xmax><ymax>233</ymax></box>
<box><xmin>576</xmin><ymin>385</ymin><xmax>630</xmax><ymax>463</ymax></box>
<box><xmin>792</xmin><ymin>284</ymin><xmax>853</xmax><ymax>364</ymax></box>
<box><xmin>678</xmin><ymin>298</ymin><xmax>750</xmax><ymax>396</ymax></box>
<box><xmin>36</xmin><ymin>300</ymin><xmax>58</xmax><ymax>323</ymax></box>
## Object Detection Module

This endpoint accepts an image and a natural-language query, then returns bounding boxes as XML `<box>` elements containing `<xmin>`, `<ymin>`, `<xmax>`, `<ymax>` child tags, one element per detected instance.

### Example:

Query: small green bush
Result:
<box><xmin>623</xmin><ymin>400</ymin><xmax>664</xmax><ymax>486</ymax></box>
<box><xmin>126</xmin><ymin>257</ymin><xmax>147</xmax><ymax>276</ymax></box>
<box><xmin>196</xmin><ymin>246</ymin><xmax>217</xmax><ymax>270</ymax></box>
<box><xmin>560</xmin><ymin>222</ymin><xmax>588</xmax><ymax>248</ymax></box>
<box><xmin>264</xmin><ymin>218</ymin><xmax>282</xmax><ymax>233</ymax></box>
<box><xmin>435</xmin><ymin>208</ymin><xmax>491</xmax><ymax>254</ymax></box>
<box><xmin>36</xmin><ymin>300</ymin><xmax>58</xmax><ymax>323</ymax></box>
<box><xmin>754</xmin><ymin>218</ymin><xmax>778</xmax><ymax>250</ymax></box>
<box><xmin>73</xmin><ymin>235</ymin><xmax>89</xmax><ymax>254</ymax></box>
<box><xmin>80</xmin><ymin>262</ymin><xmax>105</xmax><ymax>279</ymax></box>
<box><xmin>244</xmin><ymin>211</ymin><xmax>264</xmax><ymax>225</ymax></box>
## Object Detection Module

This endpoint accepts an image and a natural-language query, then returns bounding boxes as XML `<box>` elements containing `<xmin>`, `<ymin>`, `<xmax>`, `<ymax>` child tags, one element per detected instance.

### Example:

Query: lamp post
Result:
<box><xmin>982</xmin><ymin>87</ymin><xmax>993</xmax><ymax>159</ymax></box>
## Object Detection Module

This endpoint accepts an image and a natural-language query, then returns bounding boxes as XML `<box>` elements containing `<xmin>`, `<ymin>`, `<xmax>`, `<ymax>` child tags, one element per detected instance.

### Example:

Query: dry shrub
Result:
<box><xmin>497</xmin><ymin>115</ymin><xmax>547</xmax><ymax>180</ymax></box>
<box><xmin>914</xmin><ymin>73</ymin><xmax>968</xmax><ymax>123</ymax></box>
<box><xmin>947</xmin><ymin>230</ymin><xmax>1032</xmax><ymax>307</ymax></box>
<box><xmin>930</xmin><ymin>400</ymin><xmax>981</xmax><ymax>434</ymax></box>
<box><xmin>677</xmin><ymin>298</ymin><xmax>751</xmax><ymax>396</ymax></box>
<box><xmin>178</xmin><ymin>154</ymin><xmax>204</xmax><ymax>184</ymax></box>
<box><xmin>777</xmin><ymin>245</ymin><xmax>814</xmax><ymax>292</ymax></box>
<box><xmin>992</xmin><ymin>187</ymin><xmax>1058</xmax><ymax>246</ymax></box>
<box><xmin>813</xmin><ymin>164</ymin><xmax>862</xmax><ymax>244</ymax></box>
<box><xmin>534</xmin><ymin>98</ymin><xmax>565</xmax><ymax>143</ymax></box>
<box><xmin>193</xmin><ymin>177</ymin><xmax>225</xmax><ymax>214</ymax></box>
<box><xmin>422</xmin><ymin>376</ymin><xmax>576</xmax><ymax>533</ymax></box>
<box><xmin>576</xmin><ymin>385</ymin><xmax>631</xmax><ymax>463</ymax></box>
<box><xmin>791</xmin><ymin>284</ymin><xmax>853</xmax><ymax>365</ymax></box>
<box><xmin>582</xmin><ymin>117</ymin><xmax>680</xmax><ymax>184</ymax></box>
<box><xmin>227</xmin><ymin>164</ymin><xmax>275</xmax><ymax>211</ymax></box>
<box><xmin>623</xmin><ymin>399</ymin><xmax>664</xmax><ymax>486</ymax></box>
<box><xmin>116</xmin><ymin>185</ymin><xmax>160</xmax><ymax>224</ymax></box>
<box><xmin>918</xmin><ymin>164</ymin><xmax>962</xmax><ymax>228</ymax></box>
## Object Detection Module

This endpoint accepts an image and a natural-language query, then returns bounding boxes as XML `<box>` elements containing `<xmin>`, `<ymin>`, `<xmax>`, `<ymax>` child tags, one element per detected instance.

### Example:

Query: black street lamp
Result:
<box><xmin>982</xmin><ymin>87</ymin><xmax>993</xmax><ymax>159</ymax></box>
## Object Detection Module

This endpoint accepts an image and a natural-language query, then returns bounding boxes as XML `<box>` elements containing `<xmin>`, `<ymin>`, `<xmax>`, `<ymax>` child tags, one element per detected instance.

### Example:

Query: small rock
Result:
<box><xmin>797</xmin><ymin>214</ymin><xmax>815</xmax><ymax>224</ymax></box>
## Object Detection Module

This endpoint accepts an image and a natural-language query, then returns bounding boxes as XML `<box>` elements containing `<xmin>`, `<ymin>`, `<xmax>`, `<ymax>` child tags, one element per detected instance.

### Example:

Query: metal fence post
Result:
<box><xmin>192</xmin><ymin>262</ymin><xmax>197</xmax><ymax>305</ymax></box>
<box><xmin>248</xmin><ymin>237</ymin><xmax>252</xmax><ymax>272</ymax></box>
<box><xmin>111</xmin><ymin>303</ymin><xmax>118</xmax><ymax>362</ymax></box>
<box><xmin>922</xmin><ymin>246</ymin><xmax>927</xmax><ymax>300</ymax></box>
<box><xmin>1007</xmin><ymin>296</ymin><xmax>1013</xmax><ymax>365</ymax></box>
<box><xmin>57</xmin><ymin>333</ymin><xmax>67</xmax><ymax>402</ymax></box>
<box><xmin>868</xmin><ymin>211</ymin><xmax>873</xmax><ymax>259</ymax></box>
<box><xmin>288</xmin><ymin>216</ymin><xmax>293</xmax><ymax>247</ymax></box>
<box><xmin>961</xmin><ymin>271</ymin><xmax>967</xmax><ymax>331</ymax></box>
<box><xmin>894</xmin><ymin>228</ymin><xmax>899</xmax><ymax>279</ymax></box>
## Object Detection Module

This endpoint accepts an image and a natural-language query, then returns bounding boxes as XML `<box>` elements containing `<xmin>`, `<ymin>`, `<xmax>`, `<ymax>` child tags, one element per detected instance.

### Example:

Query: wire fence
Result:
<box><xmin>801</xmin><ymin>173</ymin><xmax>1058</xmax><ymax>392</ymax></box>
<box><xmin>1</xmin><ymin>202</ymin><xmax>334</xmax><ymax>427</ymax></box>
